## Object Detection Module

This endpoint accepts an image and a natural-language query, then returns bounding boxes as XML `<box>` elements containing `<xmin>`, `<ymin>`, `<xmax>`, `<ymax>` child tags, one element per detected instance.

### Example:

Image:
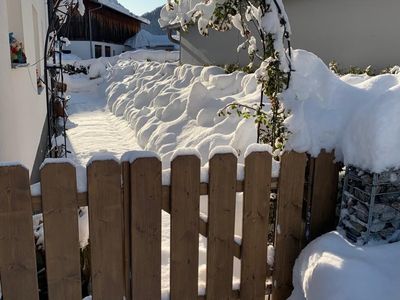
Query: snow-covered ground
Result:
<box><xmin>289</xmin><ymin>232</ymin><xmax>400</xmax><ymax>300</ymax></box>
<box><xmin>63</xmin><ymin>52</ymin><xmax>246</xmax><ymax>298</ymax></box>
<box><xmin>44</xmin><ymin>48</ymin><xmax>400</xmax><ymax>299</ymax></box>
<box><xmin>65</xmin><ymin>76</ymin><xmax>140</xmax><ymax>166</ymax></box>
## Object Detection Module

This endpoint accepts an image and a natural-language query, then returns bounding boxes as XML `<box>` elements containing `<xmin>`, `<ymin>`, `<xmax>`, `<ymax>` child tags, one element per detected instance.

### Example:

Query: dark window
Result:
<box><xmin>113</xmin><ymin>50</ymin><xmax>116</xmax><ymax>56</ymax></box>
<box><xmin>105</xmin><ymin>46</ymin><xmax>111</xmax><ymax>57</ymax></box>
<box><xmin>95</xmin><ymin>45</ymin><xmax>102</xmax><ymax>58</ymax></box>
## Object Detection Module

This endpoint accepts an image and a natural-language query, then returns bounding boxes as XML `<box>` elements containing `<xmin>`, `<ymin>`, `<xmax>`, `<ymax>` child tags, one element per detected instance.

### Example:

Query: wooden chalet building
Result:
<box><xmin>64</xmin><ymin>0</ymin><xmax>149</xmax><ymax>59</ymax></box>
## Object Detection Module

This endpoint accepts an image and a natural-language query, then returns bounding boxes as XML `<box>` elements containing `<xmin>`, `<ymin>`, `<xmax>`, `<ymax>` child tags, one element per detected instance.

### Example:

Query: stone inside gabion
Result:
<box><xmin>338</xmin><ymin>166</ymin><xmax>400</xmax><ymax>245</ymax></box>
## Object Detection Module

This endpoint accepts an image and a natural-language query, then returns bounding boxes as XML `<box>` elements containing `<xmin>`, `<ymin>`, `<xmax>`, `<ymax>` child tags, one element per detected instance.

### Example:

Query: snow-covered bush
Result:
<box><xmin>160</xmin><ymin>0</ymin><xmax>292</xmax><ymax>152</ymax></box>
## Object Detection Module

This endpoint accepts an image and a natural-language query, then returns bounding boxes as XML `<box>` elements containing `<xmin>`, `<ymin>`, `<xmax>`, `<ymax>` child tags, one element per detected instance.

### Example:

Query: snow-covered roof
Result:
<box><xmin>94</xmin><ymin>0</ymin><xmax>150</xmax><ymax>24</ymax></box>
<box><xmin>124</xmin><ymin>30</ymin><xmax>177</xmax><ymax>50</ymax></box>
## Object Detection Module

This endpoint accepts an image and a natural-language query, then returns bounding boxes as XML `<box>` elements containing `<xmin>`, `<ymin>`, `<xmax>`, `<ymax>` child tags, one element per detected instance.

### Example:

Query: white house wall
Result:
<box><xmin>285</xmin><ymin>0</ymin><xmax>400</xmax><ymax>69</ymax></box>
<box><xmin>66</xmin><ymin>41</ymin><xmax>126</xmax><ymax>60</ymax></box>
<box><xmin>0</xmin><ymin>0</ymin><xmax>48</xmax><ymax>181</ymax></box>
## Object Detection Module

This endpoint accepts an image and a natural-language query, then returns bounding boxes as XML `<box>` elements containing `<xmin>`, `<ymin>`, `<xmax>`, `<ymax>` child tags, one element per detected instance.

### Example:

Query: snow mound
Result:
<box><xmin>104</xmin><ymin>49</ymin><xmax>400</xmax><ymax>172</ymax></box>
<box><xmin>284</xmin><ymin>50</ymin><xmax>400</xmax><ymax>172</ymax></box>
<box><xmin>88</xmin><ymin>60</ymin><xmax>107</xmax><ymax>79</ymax></box>
<box><xmin>64</xmin><ymin>49</ymin><xmax>179</xmax><ymax>92</ymax></box>
<box><xmin>106</xmin><ymin>59</ymin><xmax>261</xmax><ymax>169</ymax></box>
<box><xmin>66</xmin><ymin>49</ymin><xmax>179</xmax><ymax>73</ymax></box>
<box><xmin>289</xmin><ymin>232</ymin><xmax>400</xmax><ymax>300</ymax></box>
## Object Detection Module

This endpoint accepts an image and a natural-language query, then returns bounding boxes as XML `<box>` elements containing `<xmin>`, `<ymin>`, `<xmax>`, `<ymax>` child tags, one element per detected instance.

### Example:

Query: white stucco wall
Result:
<box><xmin>0</xmin><ymin>0</ymin><xmax>48</xmax><ymax>179</ymax></box>
<box><xmin>66</xmin><ymin>40</ymin><xmax>126</xmax><ymax>60</ymax></box>
<box><xmin>180</xmin><ymin>0</ymin><xmax>400</xmax><ymax>69</ymax></box>
<box><xmin>285</xmin><ymin>0</ymin><xmax>400</xmax><ymax>69</ymax></box>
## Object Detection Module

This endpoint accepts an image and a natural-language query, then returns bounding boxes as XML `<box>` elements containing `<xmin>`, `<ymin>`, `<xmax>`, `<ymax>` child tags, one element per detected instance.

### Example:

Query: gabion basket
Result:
<box><xmin>338</xmin><ymin>166</ymin><xmax>400</xmax><ymax>245</ymax></box>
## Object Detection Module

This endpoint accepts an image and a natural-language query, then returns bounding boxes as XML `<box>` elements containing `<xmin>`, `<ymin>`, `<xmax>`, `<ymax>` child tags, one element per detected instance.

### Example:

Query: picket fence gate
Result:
<box><xmin>0</xmin><ymin>150</ymin><xmax>339</xmax><ymax>300</ymax></box>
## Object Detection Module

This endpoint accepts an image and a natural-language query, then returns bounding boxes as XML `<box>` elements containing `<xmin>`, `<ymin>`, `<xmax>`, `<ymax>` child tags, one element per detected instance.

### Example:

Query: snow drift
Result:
<box><xmin>106</xmin><ymin>60</ymin><xmax>262</xmax><ymax>169</ymax></box>
<box><xmin>60</xmin><ymin>48</ymin><xmax>400</xmax><ymax>299</ymax></box>
<box><xmin>289</xmin><ymin>232</ymin><xmax>400</xmax><ymax>300</ymax></box>
<box><xmin>284</xmin><ymin>50</ymin><xmax>400</xmax><ymax>172</ymax></box>
<box><xmin>103</xmin><ymin>49</ymin><xmax>400</xmax><ymax>172</ymax></box>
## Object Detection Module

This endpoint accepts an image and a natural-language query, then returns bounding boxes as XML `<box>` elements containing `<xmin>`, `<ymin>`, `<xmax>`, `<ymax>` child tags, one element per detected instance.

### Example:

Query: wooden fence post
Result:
<box><xmin>206</xmin><ymin>153</ymin><xmax>237</xmax><ymax>299</ymax></box>
<box><xmin>0</xmin><ymin>165</ymin><xmax>39</xmax><ymax>300</ymax></box>
<box><xmin>241</xmin><ymin>151</ymin><xmax>272</xmax><ymax>300</ymax></box>
<box><xmin>272</xmin><ymin>152</ymin><xmax>307</xmax><ymax>300</ymax></box>
<box><xmin>170</xmin><ymin>154</ymin><xmax>200</xmax><ymax>299</ymax></box>
<box><xmin>122</xmin><ymin>160</ymin><xmax>132</xmax><ymax>300</ymax></box>
<box><xmin>309</xmin><ymin>150</ymin><xmax>339</xmax><ymax>240</ymax></box>
<box><xmin>41</xmin><ymin>162</ymin><xmax>82</xmax><ymax>300</ymax></box>
<box><xmin>88</xmin><ymin>159</ymin><xmax>125</xmax><ymax>300</ymax></box>
<box><xmin>131</xmin><ymin>157</ymin><xmax>162</xmax><ymax>299</ymax></box>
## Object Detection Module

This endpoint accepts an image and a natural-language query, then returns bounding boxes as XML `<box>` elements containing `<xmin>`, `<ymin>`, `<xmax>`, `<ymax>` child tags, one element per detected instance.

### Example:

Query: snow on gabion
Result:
<box><xmin>339</xmin><ymin>167</ymin><xmax>400</xmax><ymax>245</ymax></box>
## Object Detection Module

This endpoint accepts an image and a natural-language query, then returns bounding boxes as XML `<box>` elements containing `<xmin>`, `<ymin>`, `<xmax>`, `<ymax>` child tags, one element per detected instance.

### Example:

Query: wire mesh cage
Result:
<box><xmin>338</xmin><ymin>166</ymin><xmax>400</xmax><ymax>245</ymax></box>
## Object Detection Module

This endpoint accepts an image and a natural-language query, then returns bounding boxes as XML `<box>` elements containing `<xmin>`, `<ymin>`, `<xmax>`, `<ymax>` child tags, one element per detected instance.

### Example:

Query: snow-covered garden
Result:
<box><xmin>2</xmin><ymin>0</ymin><xmax>400</xmax><ymax>299</ymax></box>
<box><xmin>61</xmin><ymin>45</ymin><xmax>400</xmax><ymax>300</ymax></box>
<box><xmin>61</xmin><ymin>0</ymin><xmax>400</xmax><ymax>299</ymax></box>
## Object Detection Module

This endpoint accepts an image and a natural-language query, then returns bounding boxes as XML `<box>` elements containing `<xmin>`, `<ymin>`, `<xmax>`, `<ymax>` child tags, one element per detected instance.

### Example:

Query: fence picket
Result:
<box><xmin>310</xmin><ymin>151</ymin><xmax>339</xmax><ymax>239</ymax></box>
<box><xmin>170</xmin><ymin>155</ymin><xmax>200</xmax><ymax>299</ymax></box>
<box><xmin>240</xmin><ymin>151</ymin><xmax>272</xmax><ymax>300</ymax></box>
<box><xmin>131</xmin><ymin>157</ymin><xmax>162</xmax><ymax>299</ymax></box>
<box><xmin>206</xmin><ymin>153</ymin><xmax>237</xmax><ymax>299</ymax></box>
<box><xmin>0</xmin><ymin>149</ymin><xmax>340</xmax><ymax>300</ymax></box>
<box><xmin>41</xmin><ymin>163</ymin><xmax>81</xmax><ymax>300</ymax></box>
<box><xmin>88</xmin><ymin>160</ymin><xmax>125</xmax><ymax>299</ymax></box>
<box><xmin>272</xmin><ymin>152</ymin><xmax>307</xmax><ymax>300</ymax></box>
<box><xmin>122</xmin><ymin>161</ymin><xmax>132</xmax><ymax>300</ymax></box>
<box><xmin>0</xmin><ymin>165</ymin><xmax>39</xmax><ymax>300</ymax></box>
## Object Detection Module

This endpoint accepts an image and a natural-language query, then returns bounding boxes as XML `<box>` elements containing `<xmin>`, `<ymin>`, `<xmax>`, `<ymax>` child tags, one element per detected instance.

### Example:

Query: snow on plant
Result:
<box><xmin>160</xmin><ymin>0</ymin><xmax>292</xmax><ymax>152</ymax></box>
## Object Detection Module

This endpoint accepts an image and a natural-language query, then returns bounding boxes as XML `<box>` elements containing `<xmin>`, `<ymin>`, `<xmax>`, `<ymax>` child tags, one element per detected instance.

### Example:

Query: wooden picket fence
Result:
<box><xmin>0</xmin><ymin>150</ymin><xmax>339</xmax><ymax>300</ymax></box>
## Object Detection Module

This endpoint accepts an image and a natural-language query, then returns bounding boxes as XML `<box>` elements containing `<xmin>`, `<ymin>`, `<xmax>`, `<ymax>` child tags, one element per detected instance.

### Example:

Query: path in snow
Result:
<box><xmin>66</xmin><ymin>86</ymin><xmax>141</xmax><ymax>166</ymax></box>
<box><xmin>65</xmin><ymin>79</ymin><xmax>241</xmax><ymax>298</ymax></box>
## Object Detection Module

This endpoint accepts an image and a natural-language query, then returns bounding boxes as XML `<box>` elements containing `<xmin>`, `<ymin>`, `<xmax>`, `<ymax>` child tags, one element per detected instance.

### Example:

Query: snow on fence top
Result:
<box><xmin>121</xmin><ymin>150</ymin><xmax>161</xmax><ymax>163</ymax></box>
<box><xmin>209</xmin><ymin>145</ymin><xmax>238</xmax><ymax>159</ymax></box>
<box><xmin>39</xmin><ymin>158</ymin><xmax>87</xmax><ymax>193</ymax></box>
<box><xmin>87</xmin><ymin>153</ymin><xmax>119</xmax><ymax>165</ymax></box>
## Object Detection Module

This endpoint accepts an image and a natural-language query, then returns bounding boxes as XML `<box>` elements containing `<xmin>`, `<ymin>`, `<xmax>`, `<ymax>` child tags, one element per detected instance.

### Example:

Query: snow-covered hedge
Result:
<box><xmin>160</xmin><ymin>0</ymin><xmax>293</xmax><ymax>149</ymax></box>
<box><xmin>103</xmin><ymin>49</ymin><xmax>400</xmax><ymax>173</ymax></box>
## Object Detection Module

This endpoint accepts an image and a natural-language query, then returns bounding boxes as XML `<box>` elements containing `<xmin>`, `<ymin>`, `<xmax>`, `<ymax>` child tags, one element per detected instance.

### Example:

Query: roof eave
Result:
<box><xmin>91</xmin><ymin>0</ymin><xmax>150</xmax><ymax>24</ymax></box>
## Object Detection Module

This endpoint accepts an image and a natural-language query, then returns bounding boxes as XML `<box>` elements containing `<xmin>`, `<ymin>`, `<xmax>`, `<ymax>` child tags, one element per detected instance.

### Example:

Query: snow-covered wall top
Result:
<box><xmin>97</xmin><ymin>0</ymin><xmax>150</xmax><ymax>24</ymax></box>
<box><xmin>284</xmin><ymin>50</ymin><xmax>400</xmax><ymax>172</ymax></box>
<box><xmin>97</xmin><ymin>49</ymin><xmax>400</xmax><ymax>173</ymax></box>
<box><xmin>65</xmin><ymin>47</ymin><xmax>400</xmax><ymax>173</ymax></box>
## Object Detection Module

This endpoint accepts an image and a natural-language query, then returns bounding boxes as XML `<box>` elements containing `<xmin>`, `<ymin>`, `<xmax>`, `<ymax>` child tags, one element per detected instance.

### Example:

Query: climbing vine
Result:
<box><xmin>162</xmin><ymin>0</ymin><xmax>292</xmax><ymax>152</ymax></box>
